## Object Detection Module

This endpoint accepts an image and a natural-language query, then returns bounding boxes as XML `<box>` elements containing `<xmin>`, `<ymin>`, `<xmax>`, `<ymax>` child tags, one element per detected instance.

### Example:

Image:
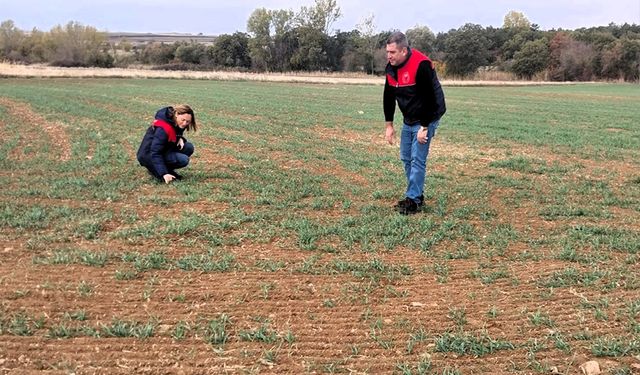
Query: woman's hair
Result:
<box><xmin>173</xmin><ymin>104</ymin><xmax>197</xmax><ymax>132</ymax></box>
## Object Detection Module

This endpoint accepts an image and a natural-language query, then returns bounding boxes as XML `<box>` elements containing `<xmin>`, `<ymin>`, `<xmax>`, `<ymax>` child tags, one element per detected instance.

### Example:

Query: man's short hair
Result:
<box><xmin>387</xmin><ymin>31</ymin><xmax>408</xmax><ymax>49</ymax></box>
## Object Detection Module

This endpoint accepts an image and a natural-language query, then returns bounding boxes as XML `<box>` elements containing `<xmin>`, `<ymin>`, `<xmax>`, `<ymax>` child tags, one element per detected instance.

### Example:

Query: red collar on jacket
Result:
<box><xmin>386</xmin><ymin>48</ymin><xmax>432</xmax><ymax>87</ymax></box>
<box><xmin>153</xmin><ymin>119</ymin><xmax>177</xmax><ymax>142</ymax></box>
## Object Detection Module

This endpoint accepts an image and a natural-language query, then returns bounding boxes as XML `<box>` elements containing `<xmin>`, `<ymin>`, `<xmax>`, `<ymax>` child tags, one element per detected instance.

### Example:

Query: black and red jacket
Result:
<box><xmin>136</xmin><ymin>107</ymin><xmax>186</xmax><ymax>179</ymax></box>
<box><xmin>384</xmin><ymin>48</ymin><xmax>446</xmax><ymax>125</ymax></box>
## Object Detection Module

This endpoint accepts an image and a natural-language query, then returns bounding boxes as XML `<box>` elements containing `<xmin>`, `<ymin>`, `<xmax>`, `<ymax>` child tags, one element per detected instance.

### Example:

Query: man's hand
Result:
<box><xmin>417</xmin><ymin>126</ymin><xmax>429</xmax><ymax>144</ymax></box>
<box><xmin>384</xmin><ymin>121</ymin><xmax>395</xmax><ymax>144</ymax></box>
<box><xmin>163</xmin><ymin>174</ymin><xmax>176</xmax><ymax>184</ymax></box>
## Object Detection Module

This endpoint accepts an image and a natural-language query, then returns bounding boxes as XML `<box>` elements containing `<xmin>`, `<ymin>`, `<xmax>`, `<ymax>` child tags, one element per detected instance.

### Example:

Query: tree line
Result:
<box><xmin>1</xmin><ymin>0</ymin><xmax>639</xmax><ymax>81</ymax></box>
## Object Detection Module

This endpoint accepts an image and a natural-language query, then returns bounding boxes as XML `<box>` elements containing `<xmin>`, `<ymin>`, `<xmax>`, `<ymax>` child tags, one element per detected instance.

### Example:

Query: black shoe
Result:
<box><xmin>395</xmin><ymin>195</ymin><xmax>424</xmax><ymax>210</ymax></box>
<box><xmin>394</xmin><ymin>198</ymin><xmax>409</xmax><ymax>210</ymax></box>
<box><xmin>399</xmin><ymin>198</ymin><xmax>420</xmax><ymax>215</ymax></box>
<box><xmin>146</xmin><ymin>169</ymin><xmax>163</xmax><ymax>182</ymax></box>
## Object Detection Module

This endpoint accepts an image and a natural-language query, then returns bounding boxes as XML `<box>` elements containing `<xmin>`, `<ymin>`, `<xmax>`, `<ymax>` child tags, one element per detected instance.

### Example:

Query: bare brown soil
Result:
<box><xmin>1</xmin><ymin>95</ymin><xmax>639</xmax><ymax>374</ymax></box>
<box><xmin>0</xmin><ymin>98</ymin><xmax>71</xmax><ymax>161</ymax></box>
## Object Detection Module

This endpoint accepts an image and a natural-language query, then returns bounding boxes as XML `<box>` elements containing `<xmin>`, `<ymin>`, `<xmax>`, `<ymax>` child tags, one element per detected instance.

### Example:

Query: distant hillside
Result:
<box><xmin>108</xmin><ymin>32</ymin><xmax>217</xmax><ymax>46</ymax></box>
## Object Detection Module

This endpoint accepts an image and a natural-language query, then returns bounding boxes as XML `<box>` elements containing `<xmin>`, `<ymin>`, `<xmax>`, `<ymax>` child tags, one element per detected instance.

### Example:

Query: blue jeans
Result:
<box><xmin>399</xmin><ymin>120</ymin><xmax>439</xmax><ymax>203</ymax></box>
<box><xmin>165</xmin><ymin>142</ymin><xmax>194</xmax><ymax>170</ymax></box>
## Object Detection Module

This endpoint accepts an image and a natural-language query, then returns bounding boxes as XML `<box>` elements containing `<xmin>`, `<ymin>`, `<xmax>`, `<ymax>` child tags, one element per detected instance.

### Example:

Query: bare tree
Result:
<box><xmin>247</xmin><ymin>8</ymin><xmax>273</xmax><ymax>71</ymax></box>
<box><xmin>46</xmin><ymin>22</ymin><xmax>111</xmax><ymax>67</ymax></box>
<box><xmin>503</xmin><ymin>11</ymin><xmax>531</xmax><ymax>30</ymax></box>
<box><xmin>0</xmin><ymin>20</ymin><xmax>26</xmax><ymax>60</ymax></box>
<box><xmin>357</xmin><ymin>13</ymin><xmax>379</xmax><ymax>74</ymax></box>
<box><xmin>298</xmin><ymin>0</ymin><xmax>342</xmax><ymax>35</ymax></box>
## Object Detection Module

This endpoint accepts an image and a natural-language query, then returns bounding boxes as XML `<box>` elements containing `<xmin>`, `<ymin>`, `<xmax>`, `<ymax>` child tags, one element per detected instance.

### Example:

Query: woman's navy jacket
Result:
<box><xmin>136</xmin><ymin>107</ymin><xmax>185</xmax><ymax>179</ymax></box>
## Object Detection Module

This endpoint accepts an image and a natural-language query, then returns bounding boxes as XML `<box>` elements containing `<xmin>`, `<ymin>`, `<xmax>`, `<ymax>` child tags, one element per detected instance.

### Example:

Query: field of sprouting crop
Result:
<box><xmin>1</xmin><ymin>78</ymin><xmax>639</xmax><ymax>374</ymax></box>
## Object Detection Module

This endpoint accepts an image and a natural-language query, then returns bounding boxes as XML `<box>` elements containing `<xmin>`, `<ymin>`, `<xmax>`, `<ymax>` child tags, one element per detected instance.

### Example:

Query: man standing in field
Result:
<box><xmin>383</xmin><ymin>31</ymin><xmax>446</xmax><ymax>215</ymax></box>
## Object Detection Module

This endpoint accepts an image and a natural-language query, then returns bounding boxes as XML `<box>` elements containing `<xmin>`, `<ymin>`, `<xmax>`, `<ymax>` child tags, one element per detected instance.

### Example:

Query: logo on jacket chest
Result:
<box><xmin>401</xmin><ymin>71</ymin><xmax>411</xmax><ymax>84</ymax></box>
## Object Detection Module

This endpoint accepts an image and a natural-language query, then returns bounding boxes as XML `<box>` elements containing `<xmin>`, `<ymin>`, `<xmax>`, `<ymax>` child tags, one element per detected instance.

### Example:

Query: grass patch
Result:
<box><xmin>435</xmin><ymin>331</ymin><xmax>515</xmax><ymax>356</ymax></box>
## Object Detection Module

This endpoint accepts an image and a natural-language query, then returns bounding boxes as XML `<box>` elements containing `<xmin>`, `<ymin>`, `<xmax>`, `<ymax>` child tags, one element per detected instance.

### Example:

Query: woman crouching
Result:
<box><xmin>137</xmin><ymin>104</ymin><xmax>197</xmax><ymax>184</ymax></box>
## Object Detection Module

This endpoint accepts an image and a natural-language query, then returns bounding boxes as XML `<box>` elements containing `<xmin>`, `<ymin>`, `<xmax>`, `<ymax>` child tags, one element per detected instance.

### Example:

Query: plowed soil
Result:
<box><xmin>1</xmin><ymin>94</ymin><xmax>639</xmax><ymax>375</ymax></box>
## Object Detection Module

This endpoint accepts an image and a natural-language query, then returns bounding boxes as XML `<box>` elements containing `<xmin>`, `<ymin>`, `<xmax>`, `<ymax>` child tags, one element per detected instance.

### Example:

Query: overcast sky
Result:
<box><xmin>3</xmin><ymin>0</ymin><xmax>639</xmax><ymax>35</ymax></box>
